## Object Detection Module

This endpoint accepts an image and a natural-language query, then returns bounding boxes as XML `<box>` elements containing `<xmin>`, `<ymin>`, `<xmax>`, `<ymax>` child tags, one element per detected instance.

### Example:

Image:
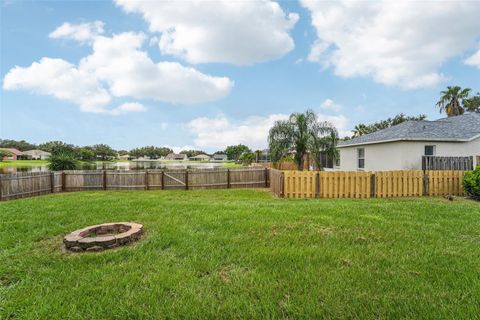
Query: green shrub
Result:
<box><xmin>463</xmin><ymin>165</ymin><xmax>480</xmax><ymax>200</ymax></box>
<box><xmin>47</xmin><ymin>152</ymin><xmax>78</xmax><ymax>171</ymax></box>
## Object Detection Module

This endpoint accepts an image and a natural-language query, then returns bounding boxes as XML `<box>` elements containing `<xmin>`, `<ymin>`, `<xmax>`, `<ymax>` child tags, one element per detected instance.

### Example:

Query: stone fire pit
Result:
<box><xmin>64</xmin><ymin>222</ymin><xmax>143</xmax><ymax>252</ymax></box>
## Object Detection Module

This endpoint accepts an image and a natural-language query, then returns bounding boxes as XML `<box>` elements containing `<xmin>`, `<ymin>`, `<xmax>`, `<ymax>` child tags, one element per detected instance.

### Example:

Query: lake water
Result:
<box><xmin>0</xmin><ymin>161</ymin><xmax>236</xmax><ymax>174</ymax></box>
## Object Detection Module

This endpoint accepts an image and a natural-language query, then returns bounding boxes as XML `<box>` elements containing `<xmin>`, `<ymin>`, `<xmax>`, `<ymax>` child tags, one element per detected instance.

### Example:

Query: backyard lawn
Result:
<box><xmin>1</xmin><ymin>189</ymin><xmax>479</xmax><ymax>319</ymax></box>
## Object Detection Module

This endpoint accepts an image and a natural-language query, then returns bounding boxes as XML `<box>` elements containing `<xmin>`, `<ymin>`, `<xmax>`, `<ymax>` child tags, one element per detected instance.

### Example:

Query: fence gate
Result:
<box><xmin>162</xmin><ymin>170</ymin><xmax>187</xmax><ymax>189</ymax></box>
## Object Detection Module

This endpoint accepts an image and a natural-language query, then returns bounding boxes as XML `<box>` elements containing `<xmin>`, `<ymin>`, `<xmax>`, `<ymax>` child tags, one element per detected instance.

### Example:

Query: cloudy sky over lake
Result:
<box><xmin>1</xmin><ymin>0</ymin><xmax>480</xmax><ymax>151</ymax></box>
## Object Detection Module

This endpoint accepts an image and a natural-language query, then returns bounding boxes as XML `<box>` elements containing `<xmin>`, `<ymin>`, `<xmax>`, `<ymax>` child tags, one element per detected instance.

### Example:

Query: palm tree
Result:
<box><xmin>309</xmin><ymin>121</ymin><xmax>338</xmax><ymax>170</ymax></box>
<box><xmin>464</xmin><ymin>92</ymin><xmax>480</xmax><ymax>113</ymax></box>
<box><xmin>436</xmin><ymin>86</ymin><xmax>471</xmax><ymax>117</ymax></box>
<box><xmin>268</xmin><ymin>110</ymin><xmax>338</xmax><ymax>171</ymax></box>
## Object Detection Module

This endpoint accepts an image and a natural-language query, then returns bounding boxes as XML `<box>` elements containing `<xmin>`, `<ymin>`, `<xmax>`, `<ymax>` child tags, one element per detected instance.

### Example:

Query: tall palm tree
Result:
<box><xmin>308</xmin><ymin>121</ymin><xmax>338</xmax><ymax>170</ymax></box>
<box><xmin>436</xmin><ymin>86</ymin><xmax>471</xmax><ymax>117</ymax></box>
<box><xmin>268</xmin><ymin>110</ymin><xmax>338</xmax><ymax>171</ymax></box>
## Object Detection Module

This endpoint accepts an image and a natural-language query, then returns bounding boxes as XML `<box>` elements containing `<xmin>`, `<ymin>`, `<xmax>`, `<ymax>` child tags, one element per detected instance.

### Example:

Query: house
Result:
<box><xmin>118</xmin><ymin>154</ymin><xmax>130</xmax><ymax>161</ymax></box>
<box><xmin>0</xmin><ymin>148</ymin><xmax>23</xmax><ymax>160</ymax></box>
<box><xmin>22</xmin><ymin>149</ymin><xmax>51</xmax><ymax>160</ymax></box>
<box><xmin>189</xmin><ymin>154</ymin><xmax>211</xmax><ymax>161</ymax></box>
<box><xmin>212</xmin><ymin>153</ymin><xmax>228</xmax><ymax>161</ymax></box>
<box><xmin>165</xmin><ymin>153</ymin><xmax>188</xmax><ymax>161</ymax></box>
<box><xmin>336</xmin><ymin>113</ymin><xmax>480</xmax><ymax>171</ymax></box>
<box><xmin>255</xmin><ymin>149</ymin><xmax>270</xmax><ymax>162</ymax></box>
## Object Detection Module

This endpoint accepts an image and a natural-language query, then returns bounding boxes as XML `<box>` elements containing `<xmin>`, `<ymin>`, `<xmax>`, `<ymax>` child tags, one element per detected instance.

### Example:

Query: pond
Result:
<box><xmin>0</xmin><ymin>161</ymin><xmax>239</xmax><ymax>174</ymax></box>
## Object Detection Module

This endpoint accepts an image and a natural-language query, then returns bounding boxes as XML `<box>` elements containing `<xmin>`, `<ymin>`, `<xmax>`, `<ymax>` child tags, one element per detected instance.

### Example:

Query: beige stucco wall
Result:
<box><xmin>336</xmin><ymin>137</ymin><xmax>480</xmax><ymax>171</ymax></box>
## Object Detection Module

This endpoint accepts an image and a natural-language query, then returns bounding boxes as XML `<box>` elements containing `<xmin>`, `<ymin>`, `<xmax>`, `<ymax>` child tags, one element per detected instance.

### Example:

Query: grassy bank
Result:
<box><xmin>0</xmin><ymin>160</ymin><xmax>48</xmax><ymax>168</ymax></box>
<box><xmin>1</xmin><ymin>190</ymin><xmax>479</xmax><ymax>319</ymax></box>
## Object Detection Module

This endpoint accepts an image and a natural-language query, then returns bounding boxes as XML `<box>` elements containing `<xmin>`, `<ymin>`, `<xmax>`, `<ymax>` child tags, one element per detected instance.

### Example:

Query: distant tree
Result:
<box><xmin>0</xmin><ymin>139</ymin><xmax>37</xmax><ymax>151</ymax></box>
<box><xmin>180</xmin><ymin>150</ymin><xmax>206</xmax><ymax>157</ymax></box>
<box><xmin>130</xmin><ymin>148</ymin><xmax>144</xmax><ymax>159</ymax></box>
<box><xmin>268</xmin><ymin>109</ymin><xmax>338</xmax><ymax>171</ymax></box>
<box><xmin>436</xmin><ymin>86</ymin><xmax>471</xmax><ymax>117</ymax></box>
<box><xmin>117</xmin><ymin>150</ymin><xmax>129</xmax><ymax>156</ymax></box>
<box><xmin>92</xmin><ymin>144</ymin><xmax>116</xmax><ymax>161</ymax></box>
<box><xmin>77</xmin><ymin>146</ymin><xmax>96</xmax><ymax>161</ymax></box>
<box><xmin>238</xmin><ymin>152</ymin><xmax>255</xmax><ymax>165</ymax></box>
<box><xmin>352</xmin><ymin>113</ymin><xmax>427</xmax><ymax>137</ymax></box>
<box><xmin>309</xmin><ymin>121</ymin><xmax>339</xmax><ymax>170</ymax></box>
<box><xmin>224</xmin><ymin>144</ymin><xmax>251</xmax><ymax>161</ymax></box>
<box><xmin>47</xmin><ymin>152</ymin><xmax>78</xmax><ymax>171</ymax></box>
<box><xmin>0</xmin><ymin>150</ymin><xmax>13</xmax><ymax>161</ymax></box>
<box><xmin>464</xmin><ymin>92</ymin><xmax>480</xmax><ymax>113</ymax></box>
<box><xmin>129</xmin><ymin>146</ymin><xmax>172</xmax><ymax>159</ymax></box>
<box><xmin>39</xmin><ymin>141</ymin><xmax>75</xmax><ymax>155</ymax></box>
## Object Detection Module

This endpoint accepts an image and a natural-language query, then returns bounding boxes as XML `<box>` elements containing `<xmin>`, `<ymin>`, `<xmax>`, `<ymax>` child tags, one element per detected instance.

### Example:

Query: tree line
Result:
<box><xmin>0</xmin><ymin>139</ymin><xmax>260</xmax><ymax>162</ymax></box>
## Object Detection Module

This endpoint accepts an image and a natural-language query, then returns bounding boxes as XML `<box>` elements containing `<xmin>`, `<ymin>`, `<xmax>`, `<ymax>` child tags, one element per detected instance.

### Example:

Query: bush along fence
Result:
<box><xmin>0</xmin><ymin>168</ymin><xmax>269</xmax><ymax>201</ymax></box>
<box><xmin>269</xmin><ymin>169</ymin><xmax>467</xmax><ymax>199</ymax></box>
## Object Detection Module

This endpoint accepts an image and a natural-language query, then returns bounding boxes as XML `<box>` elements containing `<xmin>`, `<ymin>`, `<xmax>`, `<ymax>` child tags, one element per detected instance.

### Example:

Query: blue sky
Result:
<box><xmin>1</xmin><ymin>0</ymin><xmax>479</xmax><ymax>152</ymax></box>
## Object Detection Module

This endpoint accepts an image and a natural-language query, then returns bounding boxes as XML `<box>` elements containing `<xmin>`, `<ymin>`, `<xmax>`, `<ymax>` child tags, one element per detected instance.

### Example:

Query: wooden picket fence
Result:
<box><xmin>271</xmin><ymin>170</ymin><xmax>467</xmax><ymax>199</ymax></box>
<box><xmin>375</xmin><ymin>171</ymin><xmax>423</xmax><ymax>198</ymax></box>
<box><xmin>426</xmin><ymin>170</ymin><xmax>466</xmax><ymax>196</ymax></box>
<box><xmin>0</xmin><ymin>168</ymin><xmax>269</xmax><ymax>201</ymax></box>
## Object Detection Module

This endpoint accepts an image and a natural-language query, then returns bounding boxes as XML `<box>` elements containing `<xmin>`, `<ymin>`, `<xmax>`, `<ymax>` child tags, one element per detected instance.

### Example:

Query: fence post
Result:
<box><xmin>0</xmin><ymin>174</ymin><xmax>3</xmax><ymax>201</ymax></box>
<box><xmin>264</xmin><ymin>168</ymin><xmax>268</xmax><ymax>188</ymax></box>
<box><xmin>61</xmin><ymin>172</ymin><xmax>66</xmax><ymax>192</ymax></box>
<box><xmin>50</xmin><ymin>171</ymin><xmax>55</xmax><ymax>193</ymax></box>
<box><xmin>423</xmin><ymin>172</ymin><xmax>429</xmax><ymax>196</ymax></box>
<box><xmin>370</xmin><ymin>173</ymin><xmax>376</xmax><ymax>198</ymax></box>
<box><xmin>185</xmin><ymin>170</ymin><xmax>189</xmax><ymax>190</ymax></box>
<box><xmin>103</xmin><ymin>170</ymin><xmax>107</xmax><ymax>190</ymax></box>
<box><xmin>280</xmin><ymin>171</ymin><xmax>284</xmax><ymax>198</ymax></box>
<box><xmin>161</xmin><ymin>171</ymin><xmax>165</xmax><ymax>190</ymax></box>
<box><xmin>145</xmin><ymin>170</ymin><xmax>149</xmax><ymax>190</ymax></box>
<box><xmin>227</xmin><ymin>169</ymin><xmax>231</xmax><ymax>188</ymax></box>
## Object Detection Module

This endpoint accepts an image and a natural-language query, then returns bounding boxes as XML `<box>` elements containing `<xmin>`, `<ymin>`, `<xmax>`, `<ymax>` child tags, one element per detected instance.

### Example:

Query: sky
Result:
<box><xmin>1</xmin><ymin>0</ymin><xmax>479</xmax><ymax>153</ymax></box>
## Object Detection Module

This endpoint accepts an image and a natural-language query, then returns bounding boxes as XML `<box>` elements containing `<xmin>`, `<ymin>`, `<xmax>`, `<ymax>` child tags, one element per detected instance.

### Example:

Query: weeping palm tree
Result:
<box><xmin>308</xmin><ymin>121</ymin><xmax>338</xmax><ymax>170</ymax></box>
<box><xmin>268</xmin><ymin>110</ymin><xmax>338</xmax><ymax>171</ymax></box>
<box><xmin>436</xmin><ymin>86</ymin><xmax>471</xmax><ymax>117</ymax></box>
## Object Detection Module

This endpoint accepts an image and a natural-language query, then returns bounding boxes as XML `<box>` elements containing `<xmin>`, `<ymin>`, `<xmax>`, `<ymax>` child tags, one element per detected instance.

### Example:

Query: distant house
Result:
<box><xmin>0</xmin><ymin>148</ymin><xmax>23</xmax><ymax>161</ymax></box>
<box><xmin>23</xmin><ymin>149</ymin><xmax>51</xmax><ymax>160</ymax></box>
<box><xmin>165</xmin><ymin>153</ymin><xmax>188</xmax><ymax>161</ymax></box>
<box><xmin>255</xmin><ymin>149</ymin><xmax>270</xmax><ymax>162</ymax></box>
<box><xmin>118</xmin><ymin>154</ymin><xmax>130</xmax><ymax>161</ymax></box>
<box><xmin>189</xmin><ymin>154</ymin><xmax>211</xmax><ymax>161</ymax></box>
<box><xmin>212</xmin><ymin>153</ymin><xmax>228</xmax><ymax>161</ymax></box>
<box><xmin>336</xmin><ymin>113</ymin><xmax>480</xmax><ymax>171</ymax></box>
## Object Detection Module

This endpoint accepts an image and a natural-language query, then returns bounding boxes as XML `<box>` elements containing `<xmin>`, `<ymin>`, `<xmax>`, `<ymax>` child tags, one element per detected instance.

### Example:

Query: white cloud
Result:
<box><xmin>110</xmin><ymin>102</ymin><xmax>147</xmax><ymax>115</ymax></box>
<box><xmin>320</xmin><ymin>98</ymin><xmax>342</xmax><ymax>112</ymax></box>
<box><xmin>49</xmin><ymin>21</ymin><xmax>105</xmax><ymax>44</ymax></box>
<box><xmin>115</xmin><ymin>0</ymin><xmax>298</xmax><ymax>65</ymax></box>
<box><xmin>3</xmin><ymin>26</ymin><xmax>234</xmax><ymax>113</ymax></box>
<box><xmin>80</xmin><ymin>32</ymin><xmax>233</xmax><ymax>104</ymax></box>
<box><xmin>301</xmin><ymin>0</ymin><xmax>480</xmax><ymax>88</ymax></box>
<box><xmin>188</xmin><ymin>112</ymin><xmax>351</xmax><ymax>149</ymax></box>
<box><xmin>465</xmin><ymin>48</ymin><xmax>480</xmax><ymax>68</ymax></box>
<box><xmin>3</xmin><ymin>57</ymin><xmax>111</xmax><ymax>113</ymax></box>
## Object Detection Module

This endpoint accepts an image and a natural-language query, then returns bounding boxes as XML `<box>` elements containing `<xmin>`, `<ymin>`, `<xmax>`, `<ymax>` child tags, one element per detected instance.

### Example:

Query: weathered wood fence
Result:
<box><xmin>0</xmin><ymin>168</ymin><xmax>470</xmax><ymax>201</ymax></box>
<box><xmin>0</xmin><ymin>168</ymin><xmax>269</xmax><ymax>201</ymax></box>
<box><xmin>270</xmin><ymin>170</ymin><xmax>467</xmax><ymax>199</ymax></box>
<box><xmin>422</xmin><ymin>156</ymin><xmax>473</xmax><ymax>170</ymax></box>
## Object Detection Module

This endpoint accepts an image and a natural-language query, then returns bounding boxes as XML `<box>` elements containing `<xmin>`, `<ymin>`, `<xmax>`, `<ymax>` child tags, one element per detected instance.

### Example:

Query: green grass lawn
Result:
<box><xmin>0</xmin><ymin>160</ymin><xmax>48</xmax><ymax>168</ymax></box>
<box><xmin>1</xmin><ymin>190</ymin><xmax>479</xmax><ymax>319</ymax></box>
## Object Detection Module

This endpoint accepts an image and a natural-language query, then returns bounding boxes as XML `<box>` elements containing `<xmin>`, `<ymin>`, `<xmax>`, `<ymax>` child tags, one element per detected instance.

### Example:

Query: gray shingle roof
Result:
<box><xmin>338</xmin><ymin>113</ymin><xmax>480</xmax><ymax>147</ymax></box>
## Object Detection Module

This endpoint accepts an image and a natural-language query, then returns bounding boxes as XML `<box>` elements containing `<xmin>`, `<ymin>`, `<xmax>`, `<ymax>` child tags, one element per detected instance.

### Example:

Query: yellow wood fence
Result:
<box><xmin>375</xmin><ymin>171</ymin><xmax>423</xmax><ymax>198</ymax></box>
<box><xmin>427</xmin><ymin>170</ymin><xmax>465</xmax><ymax>196</ymax></box>
<box><xmin>281</xmin><ymin>170</ymin><xmax>466</xmax><ymax>199</ymax></box>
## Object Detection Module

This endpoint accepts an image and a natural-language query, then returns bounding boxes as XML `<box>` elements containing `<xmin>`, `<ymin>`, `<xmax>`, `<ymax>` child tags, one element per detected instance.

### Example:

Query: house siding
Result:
<box><xmin>337</xmin><ymin>137</ymin><xmax>480</xmax><ymax>171</ymax></box>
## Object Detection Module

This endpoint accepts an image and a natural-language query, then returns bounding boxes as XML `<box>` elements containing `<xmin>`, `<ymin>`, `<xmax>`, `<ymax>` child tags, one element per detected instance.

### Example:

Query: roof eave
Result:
<box><xmin>337</xmin><ymin>136</ymin><xmax>477</xmax><ymax>148</ymax></box>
